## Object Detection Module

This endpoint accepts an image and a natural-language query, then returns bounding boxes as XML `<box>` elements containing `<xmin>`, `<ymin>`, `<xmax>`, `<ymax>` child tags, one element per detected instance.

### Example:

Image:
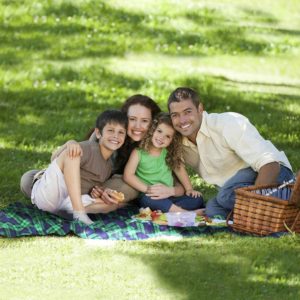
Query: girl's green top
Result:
<box><xmin>136</xmin><ymin>148</ymin><xmax>173</xmax><ymax>187</ymax></box>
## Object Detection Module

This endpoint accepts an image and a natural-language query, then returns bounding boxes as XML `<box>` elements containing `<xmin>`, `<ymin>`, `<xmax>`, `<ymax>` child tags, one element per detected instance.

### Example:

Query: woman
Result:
<box><xmin>20</xmin><ymin>94</ymin><xmax>185</xmax><ymax>213</ymax></box>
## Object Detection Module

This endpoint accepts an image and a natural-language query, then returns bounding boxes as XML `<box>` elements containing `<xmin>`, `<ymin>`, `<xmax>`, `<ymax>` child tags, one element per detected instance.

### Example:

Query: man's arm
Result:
<box><xmin>254</xmin><ymin>162</ymin><xmax>280</xmax><ymax>186</ymax></box>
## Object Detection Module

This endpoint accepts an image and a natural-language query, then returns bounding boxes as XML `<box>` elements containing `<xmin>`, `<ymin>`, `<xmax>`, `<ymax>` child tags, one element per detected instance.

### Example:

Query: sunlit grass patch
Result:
<box><xmin>1</xmin><ymin>0</ymin><xmax>300</xmax><ymax>299</ymax></box>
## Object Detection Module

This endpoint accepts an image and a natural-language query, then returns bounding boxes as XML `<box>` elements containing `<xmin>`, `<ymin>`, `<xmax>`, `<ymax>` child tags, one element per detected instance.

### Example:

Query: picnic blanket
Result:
<box><xmin>0</xmin><ymin>202</ymin><xmax>228</xmax><ymax>240</ymax></box>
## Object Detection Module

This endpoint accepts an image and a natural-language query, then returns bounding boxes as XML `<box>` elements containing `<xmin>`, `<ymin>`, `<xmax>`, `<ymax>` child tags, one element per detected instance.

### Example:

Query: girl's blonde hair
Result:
<box><xmin>139</xmin><ymin>112</ymin><xmax>183</xmax><ymax>170</ymax></box>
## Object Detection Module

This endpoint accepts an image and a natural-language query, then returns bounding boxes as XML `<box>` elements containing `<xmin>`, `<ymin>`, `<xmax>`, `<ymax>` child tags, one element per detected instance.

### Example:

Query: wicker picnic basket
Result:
<box><xmin>231</xmin><ymin>174</ymin><xmax>300</xmax><ymax>236</ymax></box>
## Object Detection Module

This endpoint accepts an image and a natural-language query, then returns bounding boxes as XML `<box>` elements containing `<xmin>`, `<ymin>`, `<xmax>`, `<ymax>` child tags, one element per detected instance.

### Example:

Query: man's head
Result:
<box><xmin>95</xmin><ymin>110</ymin><xmax>127</xmax><ymax>152</ymax></box>
<box><xmin>168</xmin><ymin>87</ymin><xmax>203</xmax><ymax>143</ymax></box>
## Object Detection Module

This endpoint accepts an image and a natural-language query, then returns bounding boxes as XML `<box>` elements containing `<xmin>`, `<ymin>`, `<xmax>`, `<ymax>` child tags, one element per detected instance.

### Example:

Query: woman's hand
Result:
<box><xmin>186</xmin><ymin>189</ymin><xmax>202</xmax><ymax>198</ymax></box>
<box><xmin>146</xmin><ymin>184</ymin><xmax>175</xmax><ymax>200</ymax></box>
<box><xmin>66</xmin><ymin>141</ymin><xmax>83</xmax><ymax>159</ymax></box>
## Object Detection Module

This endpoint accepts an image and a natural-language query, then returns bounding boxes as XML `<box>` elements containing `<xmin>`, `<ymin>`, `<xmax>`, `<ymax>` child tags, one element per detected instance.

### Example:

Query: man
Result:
<box><xmin>168</xmin><ymin>87</ymin><xmax>294</xmax><ymax>218</ymax></box>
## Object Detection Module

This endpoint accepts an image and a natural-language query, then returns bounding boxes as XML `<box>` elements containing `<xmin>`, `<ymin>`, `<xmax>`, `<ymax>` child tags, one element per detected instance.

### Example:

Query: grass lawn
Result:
<box><xmin>1</xmin><ymin>0</ymin><xmax>300</xmax><ymax>299</ymax></box>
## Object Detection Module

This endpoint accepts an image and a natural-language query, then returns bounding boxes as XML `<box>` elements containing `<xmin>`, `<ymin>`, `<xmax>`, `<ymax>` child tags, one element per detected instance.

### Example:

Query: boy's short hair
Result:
<box><xmin>167</xmin><ymin>87</ymin><xmax>201</xmax><ymax>110</ymax></box>
<box><xmin>96</xmin><ymin>110</ymin><xmax>128</xmax><ymax>134</ymax></box>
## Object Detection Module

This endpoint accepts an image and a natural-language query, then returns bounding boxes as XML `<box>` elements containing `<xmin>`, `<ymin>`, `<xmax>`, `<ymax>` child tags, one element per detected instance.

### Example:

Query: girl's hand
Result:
<box><xmin>146</xmin><ymin>184</ymin><xmax>175</xmax><ymax>200</ymax></box>
<box><xmin>66</xmin><ymin>141</ymin><xmax>83</xmax><ymax>159</ymax></box>
<box><xmin>186</xmin><ymin>189</ymin><xmax>202</xmax><ymax>198</ymax></box>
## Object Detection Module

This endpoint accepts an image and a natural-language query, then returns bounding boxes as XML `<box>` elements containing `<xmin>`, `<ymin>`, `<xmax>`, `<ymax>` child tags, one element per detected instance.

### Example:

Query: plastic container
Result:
<box><xmin>166</xmin><ymin>211</ymin><xmax>196</xmax><ymax>227</ymax></box>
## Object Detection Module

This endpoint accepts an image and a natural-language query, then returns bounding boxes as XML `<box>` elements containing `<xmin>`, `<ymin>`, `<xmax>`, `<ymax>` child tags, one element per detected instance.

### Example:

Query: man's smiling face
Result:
<box><xmin>169</xmin><ymin>99</ymin><xmax>203</xmax><ymax>143</ymax></box>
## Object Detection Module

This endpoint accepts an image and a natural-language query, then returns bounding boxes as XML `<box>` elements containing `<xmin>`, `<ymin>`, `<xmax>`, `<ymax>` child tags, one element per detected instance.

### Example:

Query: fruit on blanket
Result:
<box><xmin>110</xmin><ymin>190</ymin><xmax>125</xmax><ymax>202</ymax></box>
<box><xmin>137</xmin><ymin>208</ymin><xmax>165</xmax><ymax>222</ymax></box>
<box><xmin>137</xmin><ymin>207</ymin><xmax>152</xmax><ymax>220</ymax></box>
<box><xmin>150</xmin><ymin>210</ymin><xmax>162</xmax><ymax>220</ymax></box>
<box><xmin>139</xmin><ymin>207</ymin><xmax>152</xmax><ymax>215</ymax></box>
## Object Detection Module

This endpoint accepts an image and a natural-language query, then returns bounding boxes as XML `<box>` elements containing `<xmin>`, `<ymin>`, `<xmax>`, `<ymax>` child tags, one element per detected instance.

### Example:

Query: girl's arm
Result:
<box><xmin>173</xmin><ymin>163</ymin><xmax>202</xmax><ymax>198</ymax></box>
<box><xmin>123</xmin><ymin>149</ymin><xmax>149</xmax><ymax>193</ymax></box>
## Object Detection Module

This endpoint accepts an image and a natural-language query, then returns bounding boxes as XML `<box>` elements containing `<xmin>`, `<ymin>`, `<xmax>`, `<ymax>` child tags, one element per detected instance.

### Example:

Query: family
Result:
<box><xmin>20</xmin><ymin>87</ymin><xmax>294</xmax><ymax>225</ymax></box>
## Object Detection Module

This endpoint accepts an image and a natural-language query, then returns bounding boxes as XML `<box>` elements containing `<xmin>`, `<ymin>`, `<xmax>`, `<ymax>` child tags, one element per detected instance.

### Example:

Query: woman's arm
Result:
<box><xmin>142</xmin><ymin>173</ymin><xmax>185</xmax><ymax>200</ymax></box>
<box><xmin>51</xmin><ymin>140</ymin><xmax>83</xmax><ymax>162</ymax></box>
<box><xmin>123</xmin><ymin>149</ymin><xmax>148</xmax><ymax>193</ymax></box>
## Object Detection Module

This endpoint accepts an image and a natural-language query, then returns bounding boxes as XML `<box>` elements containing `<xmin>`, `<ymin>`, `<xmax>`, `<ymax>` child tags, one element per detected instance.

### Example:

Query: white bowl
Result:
<box><xmin>166</xmin><ymin>211</ymin><xmax>196</xmax><ymax>227</ymax></box>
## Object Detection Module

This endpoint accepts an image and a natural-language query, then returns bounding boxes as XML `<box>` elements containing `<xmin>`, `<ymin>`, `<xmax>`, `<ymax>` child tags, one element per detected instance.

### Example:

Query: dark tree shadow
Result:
<box><xmin>123</xmin><ymin>239</ymin><xmax>300</xmax><ymax>299</ymax></box>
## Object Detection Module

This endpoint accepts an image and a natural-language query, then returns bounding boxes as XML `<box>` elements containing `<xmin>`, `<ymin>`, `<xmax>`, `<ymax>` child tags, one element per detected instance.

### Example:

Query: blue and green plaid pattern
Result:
<box><xmin>0</xmin><ymin>202</ymin><xmax>227</xmax><ymax>240</ymax></box>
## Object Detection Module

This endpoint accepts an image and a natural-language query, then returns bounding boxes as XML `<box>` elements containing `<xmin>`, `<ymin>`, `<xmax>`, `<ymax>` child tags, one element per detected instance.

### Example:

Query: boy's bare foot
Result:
<box><xmin>73</xmin><ymin>211</ymin><xmax>94</xmax><ymax>225</ymax></box>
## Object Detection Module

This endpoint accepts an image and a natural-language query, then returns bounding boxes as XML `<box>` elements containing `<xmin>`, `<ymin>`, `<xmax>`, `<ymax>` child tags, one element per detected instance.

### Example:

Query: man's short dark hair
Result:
<box><xmin>168</xmin><ymin>87</ymin><xmax>201</xmax><ymax>111</ymax></box>
<box><xmin>96</xmin><ymin>110</ymin><xmax>128</xmax><ymax>134</ymax></box>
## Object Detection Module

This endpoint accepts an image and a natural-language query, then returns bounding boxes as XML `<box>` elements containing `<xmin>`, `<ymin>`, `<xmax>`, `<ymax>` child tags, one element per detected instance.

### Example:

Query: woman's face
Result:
<box><xmin>127</xmin><ymin>104</ymin><xmax>152</xmax><ymax>142</ymax></box>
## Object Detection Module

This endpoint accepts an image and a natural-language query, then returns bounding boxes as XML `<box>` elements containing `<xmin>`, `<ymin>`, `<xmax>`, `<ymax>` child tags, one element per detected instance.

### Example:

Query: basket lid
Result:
<box><xmin>290</xmin><ymin>172</ymin><xmax>300</xmax><ymax>207</ymax></box>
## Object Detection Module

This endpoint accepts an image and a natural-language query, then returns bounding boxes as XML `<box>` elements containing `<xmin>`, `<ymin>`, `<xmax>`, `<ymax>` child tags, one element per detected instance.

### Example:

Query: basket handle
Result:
<box><xmin>289</xmin><ymin>210</ymin><xmax>300</xmax><ymax>232</ymax></box>
<box><xmin>290</xmin><ymin>172</ymin><xmax>300</xmax><ymax>208</ymax></box>
<box><xmin>226</xmin><ymin>210</ymin><xmax>234</xmax><ymax>228</ymax></box>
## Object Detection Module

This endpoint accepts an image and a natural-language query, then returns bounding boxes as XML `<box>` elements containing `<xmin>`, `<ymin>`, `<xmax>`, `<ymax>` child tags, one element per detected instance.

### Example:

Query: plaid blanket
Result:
<box><xmin>0</xmin><ymin>202</ymin><xmax>228</xmax><ymax>240</ymax></box>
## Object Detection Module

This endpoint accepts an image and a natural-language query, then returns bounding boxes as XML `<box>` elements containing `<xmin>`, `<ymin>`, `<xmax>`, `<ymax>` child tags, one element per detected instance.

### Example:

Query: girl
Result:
<box><xmin>123</xmin><ymin>112</ymin><xmax>205</xmax><ymax>214</ymax></box>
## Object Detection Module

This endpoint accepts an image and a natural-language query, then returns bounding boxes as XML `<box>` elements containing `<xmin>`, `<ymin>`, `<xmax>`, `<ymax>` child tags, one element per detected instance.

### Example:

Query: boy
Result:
<box><xmin>31</xmin><ymin>110</ymin><xmax>127</xmax><ymax>225</ymax></box>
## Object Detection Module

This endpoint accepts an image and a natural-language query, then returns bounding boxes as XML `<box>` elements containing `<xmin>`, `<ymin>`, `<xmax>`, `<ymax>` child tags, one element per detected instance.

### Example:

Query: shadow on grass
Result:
<box><xmin>1</xmin><ymin>1</ymin><xmax>298</xmax><ymax>65</ymax></box>
<box><xmin>128</xmin><ymin>239</ymin><xmax>300</xmax><ymax>299</ymax></box>
<box><xmin>0</xmin><ymin>147</ymin><xmax>49</xmax><ymax>206</ymax></box>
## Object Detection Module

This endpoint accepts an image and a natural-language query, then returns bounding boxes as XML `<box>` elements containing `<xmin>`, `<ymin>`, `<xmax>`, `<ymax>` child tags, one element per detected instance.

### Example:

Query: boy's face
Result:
<box><xmin>96</xmin><ymin>122</ymin><xmax>126</xmax><ymax>151</ymax></box>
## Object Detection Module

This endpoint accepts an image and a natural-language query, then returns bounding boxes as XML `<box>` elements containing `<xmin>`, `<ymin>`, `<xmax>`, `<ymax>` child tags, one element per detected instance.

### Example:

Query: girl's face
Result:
<box><xmin>127</xmin><ymin>104</ymin><xmax>152</xmax><ymax>142</ymax></box>
<box><xmin>151</xmin><ymin>123</ymin><xmax>175</xmax><ymax>149</ymax></box>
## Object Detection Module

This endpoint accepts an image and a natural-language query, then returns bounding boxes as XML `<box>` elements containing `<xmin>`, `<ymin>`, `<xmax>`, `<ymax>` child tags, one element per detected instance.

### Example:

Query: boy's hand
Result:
<box><xmin>101</xmin><ymin>188</ymin><xmax>119</xmax><ymax>205</ymax></box>
<box><xmin>90</xmin><ymin>186</ymin><xmax>104</xmax><ymax>198</ymax></box>
<box><xmin>186</xmin><ymin>189</ymin><xmax>202</xmax><ymax>198</ymax></box>
<box><xmin>66</xmin><ymin>141</ymin><xmax>83</xmax><ymax>159</ymax></box>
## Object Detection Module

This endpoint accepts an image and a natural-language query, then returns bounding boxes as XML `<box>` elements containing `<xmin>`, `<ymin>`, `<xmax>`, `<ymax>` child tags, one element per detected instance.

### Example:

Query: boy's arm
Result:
<box><xmin>56</xmin><ymin>150</ymin><xmax>84</xmax><ymax>211</ymax></box>
<box><xmin>123</xmin><ymin>149</ymin><xmax>149</xmax><ymax>193</ymax></box>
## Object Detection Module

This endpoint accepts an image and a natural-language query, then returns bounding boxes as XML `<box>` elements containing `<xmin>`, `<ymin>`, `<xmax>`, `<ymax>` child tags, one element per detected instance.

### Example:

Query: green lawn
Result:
<box><xmin>1</xmin><ymin>0</ymin><xmax>300</xmax><ymax>299</ymax></box>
